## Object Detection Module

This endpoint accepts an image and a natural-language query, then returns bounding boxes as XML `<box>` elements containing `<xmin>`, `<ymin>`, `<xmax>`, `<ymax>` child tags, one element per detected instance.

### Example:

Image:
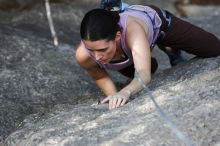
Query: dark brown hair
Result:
<box><xmin>80</xmin><ymin>8</ymin><xmax>120</xmax><ymax>41</ymax></box>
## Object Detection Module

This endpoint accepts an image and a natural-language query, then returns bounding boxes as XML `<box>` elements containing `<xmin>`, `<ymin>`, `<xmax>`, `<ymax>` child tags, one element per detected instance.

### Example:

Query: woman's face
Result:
<box><xmin>83</xmin><ymin>32</ymin><xmax>121</xmax><ymax>64</ymax></box>
<box><xmin>83</xmin><ymin>39</ymin><xmax>117</xmax><ymax>64</ymax></box>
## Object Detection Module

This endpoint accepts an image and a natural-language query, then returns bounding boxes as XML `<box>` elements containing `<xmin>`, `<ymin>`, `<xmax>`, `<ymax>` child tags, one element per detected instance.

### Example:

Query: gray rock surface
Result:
<box><xmin>0</xmin><ymin>10</ymin><xmax>101</xmax><ymax>141</ymax></box>
<box><xmin>3</xmin><ymin>56</ymin><xmax>220</xmax><ymax>146</ymax></box>
<box><xmin>0</xmin><ymin>0</ymin><xmax>220</xmax><ymax>146</ymax></box>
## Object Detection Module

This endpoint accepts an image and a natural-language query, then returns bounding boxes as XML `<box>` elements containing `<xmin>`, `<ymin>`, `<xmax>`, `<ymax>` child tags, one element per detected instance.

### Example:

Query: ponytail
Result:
<box><xmin>80</xmin><ymin>0</ymin><xmax>130</xmax><ymax>41</ymax></box>
<box><xmin>80</xmin><ymin>9</ymin><xmax>120</xmax><ymax>41</ymax></box>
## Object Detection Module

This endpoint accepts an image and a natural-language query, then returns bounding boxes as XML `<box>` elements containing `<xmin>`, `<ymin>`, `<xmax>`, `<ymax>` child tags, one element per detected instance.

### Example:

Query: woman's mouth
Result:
<box><xmin>99</xmin><ymin>59</ymin><xmax>109</xmax><ymax>64</ymax></box>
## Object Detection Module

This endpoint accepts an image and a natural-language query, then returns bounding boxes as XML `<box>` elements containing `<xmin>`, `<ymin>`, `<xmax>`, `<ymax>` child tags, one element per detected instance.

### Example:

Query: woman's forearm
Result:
<box><xmin>119</xmin><ymin>72</ymin><xmax>151</xmax><ymax>97</ymax></box>
<box><xmin>95</xmin><ymin>76</ymin><xmax>117</xmax><ymax>96</ymax></box>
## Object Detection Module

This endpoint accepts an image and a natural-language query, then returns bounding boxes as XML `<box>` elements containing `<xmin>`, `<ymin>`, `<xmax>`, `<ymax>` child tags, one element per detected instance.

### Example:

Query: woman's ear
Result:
<box><xmin>115</xmin><ymin>31</ymin><xmax>121</xmax><ymax>41</ymax></box>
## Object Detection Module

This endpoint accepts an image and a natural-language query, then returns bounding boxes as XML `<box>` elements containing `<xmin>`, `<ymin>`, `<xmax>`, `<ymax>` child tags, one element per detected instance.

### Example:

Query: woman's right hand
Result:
<box><xmin>101</xmin><ymin>90</ymin><xmax>130</xmax><ymax>110</ymax></box>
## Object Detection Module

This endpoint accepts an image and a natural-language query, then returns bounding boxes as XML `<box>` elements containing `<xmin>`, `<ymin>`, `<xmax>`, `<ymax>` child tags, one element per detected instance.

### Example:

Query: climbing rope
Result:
<box><xmin>135</xmin><ymin>70</ymin><xmax>196</xmax><ymax>146</ymax></box>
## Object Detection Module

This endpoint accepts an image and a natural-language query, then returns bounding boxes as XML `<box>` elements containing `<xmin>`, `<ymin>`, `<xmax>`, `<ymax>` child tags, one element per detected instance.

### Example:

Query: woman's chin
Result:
<box><xmin>100</xmin><ymin>59</ymin><xmax>109</xmax><ymax>64</ymax></box>
<box><xmin>101</xmin><ymin>61</ymin><xmax>108</xmax><ymax>64</ymax></box>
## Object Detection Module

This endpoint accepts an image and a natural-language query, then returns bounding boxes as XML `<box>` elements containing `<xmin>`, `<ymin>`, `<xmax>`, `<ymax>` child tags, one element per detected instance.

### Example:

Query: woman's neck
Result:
<box><xmin>111</xmin><ymin>41</ymin><xmax>127</xmax><ymax>62</ymax></box>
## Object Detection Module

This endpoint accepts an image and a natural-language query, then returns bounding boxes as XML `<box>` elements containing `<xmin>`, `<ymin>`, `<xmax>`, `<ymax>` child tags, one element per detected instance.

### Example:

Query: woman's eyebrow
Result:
<box><xmin>87</xmin><ymin>47</ymin><xmax>108</xmax><ymax>51</ymax></box>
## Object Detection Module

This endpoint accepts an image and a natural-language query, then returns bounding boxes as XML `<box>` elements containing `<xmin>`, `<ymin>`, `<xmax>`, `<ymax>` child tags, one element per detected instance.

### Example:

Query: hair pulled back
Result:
<box><xmin>80</xmin><ymin>8</ymin><xmax>120</xmax><ymax>41</ymax></box>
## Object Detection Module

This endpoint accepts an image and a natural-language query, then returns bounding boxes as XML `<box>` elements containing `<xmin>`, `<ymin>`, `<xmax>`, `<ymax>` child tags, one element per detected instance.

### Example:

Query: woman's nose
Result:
<box><xmin>94</xmin><ymin>52</ymin><xmax>103</xmax><ymax>60</ymax></box>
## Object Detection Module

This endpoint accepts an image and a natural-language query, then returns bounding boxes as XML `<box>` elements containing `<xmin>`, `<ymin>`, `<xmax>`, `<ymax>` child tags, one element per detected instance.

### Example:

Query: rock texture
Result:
<box><xmin>3</xmin><ymin>56</ymin><xmax>220</xmax><ymax>146</ymax></box>
<box><xmin>0</xmin><ymin>3</ymin><xmax>101</xmax><ymax>141</ymax></box>
<box><xmin>0</xmin><ymin>0</ymin><xmax>220</xmax><ymax>146</ymax></box>
<box><xmin>0</xmin><ymin>0</ymin><xmax>80</xmax><ymax>11</ymax></box>
<box><xmin>174</xmin><ymin>0</ymin><xmax>220</xmax><ymax>17</ymax></box>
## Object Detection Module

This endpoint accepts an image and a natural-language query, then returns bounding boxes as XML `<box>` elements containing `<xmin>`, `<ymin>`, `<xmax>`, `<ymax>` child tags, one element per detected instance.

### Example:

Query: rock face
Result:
<box><xmin>0</xmin><ymin>23</ymin><xmax>101</xmax><ymax>140</ymax></box>
<box><xmin>175</xmin><ymin>0</ymin><xmax>220</xmax><ymax>5</ymax></box>
<box><xmin>174</xmin><ymin>0</ymin><xmax>220</xmax><ymax>17</ymax></box>
<box><xmin>0</xmin><ymin>0</ymin><xmax>220</xmax><ymax>146</ymax></box>
<box><xmin>0</xmin><ymin>3</ymin><xmax>101</xmax><ymax>142</ymax></box>
<box><xmin>0</xmin><ymin>0</ymin><xmax>80</xmax><ymax>11</ymax></box>
<box><xmin>3</xmin><ymin>57</ymin><xmax>220</xmax><ymax>146</ymax></box>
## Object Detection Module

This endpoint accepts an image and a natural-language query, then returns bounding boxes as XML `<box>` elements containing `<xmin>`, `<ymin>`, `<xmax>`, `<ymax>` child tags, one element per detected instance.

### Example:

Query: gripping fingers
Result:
<box><xmin>101</xmin><ymin>96</ymin><xmax>111</xmax><ymax>104</ymax></box>
<box><xmin>120</xmin><ymin>97</ymin><xmax>127</xmax><ymax>106</ymax></box>
<box><xmin>109</xmin><ymin>97</ymin><xmax>113</xmax><ymax>109</ymax></box>
<box><xmin>111</xmin><ymin>97</ymin><xmax>119</xmax><ymax>109</ymax></box>
<box><xmin>102</xmin><ymin>95</ymin><xmax>128</xmax><ymax>109</ymax></box>
<box><xmin>116</xmin><ymin>97</ymin><xmax>123</xmax><ymax>108</ymax></box>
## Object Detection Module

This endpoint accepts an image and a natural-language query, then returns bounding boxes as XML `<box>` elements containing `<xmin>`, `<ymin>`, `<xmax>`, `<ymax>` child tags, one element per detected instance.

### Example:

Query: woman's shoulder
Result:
<box><xmin>75</xmin><ymin>42</ymin><xmax>96</xmax><ymax>69</ymax></box>
<box><xmin>126</xmin><ymin>16</ymin><xmax>149</xmax><ymax>37</ymax></box>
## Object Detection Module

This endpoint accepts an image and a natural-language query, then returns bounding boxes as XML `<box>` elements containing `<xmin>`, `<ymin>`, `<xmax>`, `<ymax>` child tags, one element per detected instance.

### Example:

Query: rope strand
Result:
<box><xmin>135</xmin><ymin>70</ymin><xmax>196</xmax><ymax>146</ymax></box>
<box><xmin>45</xmin><ymin>0</ymin><xmax>58</xmax><ymax>46</ymax></box>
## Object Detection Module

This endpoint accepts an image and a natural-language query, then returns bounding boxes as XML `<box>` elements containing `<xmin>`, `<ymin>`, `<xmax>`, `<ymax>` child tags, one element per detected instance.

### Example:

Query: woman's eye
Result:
<box><xmin>99</xmin><ymin>48</ymin><xmax>108</xmax><ymax>52</ymax></box>
<box><xmin>88</xmin><ymin>47</ymin><xmax>108</xmax><ymax>53</ymax></box>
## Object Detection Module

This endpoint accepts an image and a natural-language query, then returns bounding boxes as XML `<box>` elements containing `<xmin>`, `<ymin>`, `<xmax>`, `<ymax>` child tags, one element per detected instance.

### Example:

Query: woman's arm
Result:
<box><xmin>102</xmin><ymin>17</ymin><xmax>152</xmax><ymax>109</ymax></box>
<box><xmin>88</xmin><ymin>66</ymin><xmax>117</xmax><ymax>96</ymax></box>
<box><xmin>121</xmin><ymin>17</ymin><xmax>152</xmax><ymax>96</ymax></box>
<box><xmin>75</xmin><ymin>42</ymin><xmax>117</xmax><ymax>96</ymax></box>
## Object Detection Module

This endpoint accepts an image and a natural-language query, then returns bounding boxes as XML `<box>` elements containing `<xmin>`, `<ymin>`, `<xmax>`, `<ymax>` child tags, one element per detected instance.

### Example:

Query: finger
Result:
<box><xmin>101</xmin><ymin>96</ymin><xmax>111</xmax><ymax>104</ymax></box>
<box><xmin>116</xmin><ymin>97</ymin><xmax>122</xmax><ymax>108</ymax></box>
<box><xmin>111</xmin><ymin>97</ymin><xmax>117</xmax><ymax>109</ymax></box>
<box><xmin>109</xmin><ymin>98</ymin><xmax>113</xmax><ymax>109</ymax></box>
<box><xmin>120</xmin><ymin>98</ymin><xmax>127</xmax><ymax>106</ymax></box>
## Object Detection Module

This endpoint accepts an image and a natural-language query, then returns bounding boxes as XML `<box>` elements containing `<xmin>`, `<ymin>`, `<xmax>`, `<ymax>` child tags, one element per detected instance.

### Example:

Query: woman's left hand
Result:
<box><xmin>101</xmin><ymin>90</ymin><xmax>130</xmax><ymax>110</ymax></box>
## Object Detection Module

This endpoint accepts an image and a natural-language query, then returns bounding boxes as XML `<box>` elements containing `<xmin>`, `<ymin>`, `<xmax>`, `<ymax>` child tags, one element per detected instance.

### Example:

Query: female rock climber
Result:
<box><xmin>75</xmin><ymin>1</ymin><xmax>220</xmax><ymax>109</ymax></box>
